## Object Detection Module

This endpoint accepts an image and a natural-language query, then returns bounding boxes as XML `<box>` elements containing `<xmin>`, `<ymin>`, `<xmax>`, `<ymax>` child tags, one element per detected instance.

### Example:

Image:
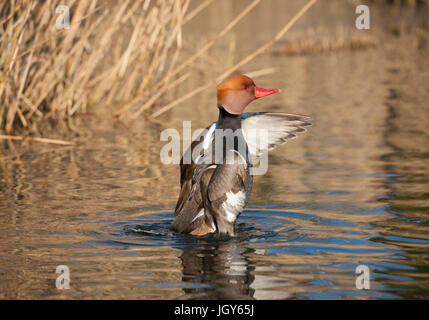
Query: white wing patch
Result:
<box><xmin>193</xmin><ymin>113</ymin><xmax>311</xmax><ymax>162</ymax></box>
<box><xmin>195</xmin><ymin>123</ymin><xmax>216</xmax><ymax>164</ymax></box>
<box><xmin>228</xmin><ymin>149</ymin><xmax>247</xmax><ymax>166</ymax></box>
<box><xmin>191</xmin><ymin>209</ymin><xmax>204</xmax><ymax>222</ymax></box>
<box><xmin>202</xmin><ymin>123</ymin><xmax>216</xmax><ymax>151</ymax></box>
<box><xmin>241</xmin><ymin>113</ymin><xmax>311</xmax><ymax>157</ymax></box>
<box><xmin>222</xmin><ymin>190</ymin><xmax>246</xmax><ymax>223</ymax></box>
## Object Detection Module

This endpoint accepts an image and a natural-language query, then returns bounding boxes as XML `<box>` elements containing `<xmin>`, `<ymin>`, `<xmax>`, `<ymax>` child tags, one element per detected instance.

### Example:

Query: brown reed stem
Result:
<box><xmin>149</xmin><ymin>0</ymin><xmax>261</xmax><ymax>94</ymax></box>
<box><xmin>0</xmin><ymin>135</ymin><xmax>75</xmax><ymax>145</ymax></box>
<box><xmin>183</xmin><ymin>0</ymin><xmax>215</xmax><ymax>25</ymax></box>
<box><xmin>150</xmin><ymin>0</ymin><xmax>319</xmax><ymax>119</ymax></box>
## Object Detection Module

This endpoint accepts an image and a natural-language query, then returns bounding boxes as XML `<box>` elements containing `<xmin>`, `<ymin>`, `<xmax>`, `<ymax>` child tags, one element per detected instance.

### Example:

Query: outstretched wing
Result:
<box><xmin>172</xmin><ymin>112</ymin><xmax>311</xmax><ymax>234</ymax></box>
<box><xmin>241</xmin><ymin>112</ymin><xmax>312</xmax><ymax>157</ymax></box>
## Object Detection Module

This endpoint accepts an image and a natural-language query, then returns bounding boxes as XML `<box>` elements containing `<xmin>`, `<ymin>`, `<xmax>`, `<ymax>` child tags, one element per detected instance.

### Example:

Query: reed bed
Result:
<box><xmin>367</xmin><ymin>0</ymin><xmax>429</xmax><ymax>4</ymax></box>
<box><xmin>271</xmin><ymin>27</ymin><xmax>378</xmax><ymax>56</ymax></box>
<box><xmin>0</xmin><ymin>0</ymin><xmax>190</xmax><ymax>136</ymax></box>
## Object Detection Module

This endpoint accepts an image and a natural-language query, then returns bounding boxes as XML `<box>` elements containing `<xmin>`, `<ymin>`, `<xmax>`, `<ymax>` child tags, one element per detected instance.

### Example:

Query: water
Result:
<box><xmin>1</xmin><ymin>0</ymin><xmax>429</xmax><ymax>299</ymax></box>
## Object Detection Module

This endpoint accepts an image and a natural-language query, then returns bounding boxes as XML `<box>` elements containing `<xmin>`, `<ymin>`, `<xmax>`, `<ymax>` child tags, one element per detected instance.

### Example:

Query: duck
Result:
<box><xmin>170</xmin><ymin>74</ymin><xmax>311</xmax><ymax>236</ymax></box>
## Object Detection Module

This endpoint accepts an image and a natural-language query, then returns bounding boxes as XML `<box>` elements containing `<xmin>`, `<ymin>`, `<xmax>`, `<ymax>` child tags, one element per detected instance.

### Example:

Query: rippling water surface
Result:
<box><xmin>1</xmin><ymin>1</ymin><xmax>429</xmax><ymax>299</ymax></box>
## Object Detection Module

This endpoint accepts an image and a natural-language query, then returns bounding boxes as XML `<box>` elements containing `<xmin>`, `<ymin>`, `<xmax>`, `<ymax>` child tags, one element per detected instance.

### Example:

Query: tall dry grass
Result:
<box><xmin>0</xmin><ymin>0</ymin><xmax>190</xmax><ymax>135</ymax></box>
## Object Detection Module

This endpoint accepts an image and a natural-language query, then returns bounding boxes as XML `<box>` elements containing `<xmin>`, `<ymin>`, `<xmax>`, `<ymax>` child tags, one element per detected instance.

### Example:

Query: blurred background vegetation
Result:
<box><xmin>0</xmin><ymin>0</ymin><xmax>427</xmax><ymax>137</ymax></box>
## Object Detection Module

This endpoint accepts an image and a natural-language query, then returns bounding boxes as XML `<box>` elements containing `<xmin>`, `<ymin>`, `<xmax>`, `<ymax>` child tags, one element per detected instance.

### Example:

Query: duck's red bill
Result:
<box><xmin>254</xmin><ymin>86</ymin><xmax>280</xmax><ymax>98</ymax></box>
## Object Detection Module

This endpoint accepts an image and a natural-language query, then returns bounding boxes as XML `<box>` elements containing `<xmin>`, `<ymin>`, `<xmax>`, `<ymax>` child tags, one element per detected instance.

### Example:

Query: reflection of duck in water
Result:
<box><xmin>170</xmin><ymin>75</ymin><xmax>311</xmax><ymax>236</ymax></box>
<box><xmin>178</xmin><ymin>237</ymin><xmax>255</xmax><ymax>299</ymax></box>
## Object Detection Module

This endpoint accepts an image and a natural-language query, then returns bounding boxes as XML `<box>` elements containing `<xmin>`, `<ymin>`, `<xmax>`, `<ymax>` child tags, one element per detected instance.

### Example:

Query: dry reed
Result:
<box><xmin>126</xmin><ymin>0</ymin><xmax>262</xmax><ymax>119</ymax></box>
<box><xmin>0</xmin><ymin>0</ymin><xmax>192</xmax><ymax>136</ymax></box>
<box><xmin>150</xmin><ymin>0</ymin><xmax>319</xmax><ymax>119</ymax></box>
<box><xmin>0</xmin><ymin>134</ymin><xmax>74</xmax><ymax>145</ymax></box>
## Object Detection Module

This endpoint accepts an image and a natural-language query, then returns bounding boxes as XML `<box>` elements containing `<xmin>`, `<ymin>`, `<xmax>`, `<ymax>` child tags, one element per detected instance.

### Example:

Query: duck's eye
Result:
<box><xmin>243</xmin><ymin>82</ymin><xmax>255</xmax><ymax>90</ymax></box>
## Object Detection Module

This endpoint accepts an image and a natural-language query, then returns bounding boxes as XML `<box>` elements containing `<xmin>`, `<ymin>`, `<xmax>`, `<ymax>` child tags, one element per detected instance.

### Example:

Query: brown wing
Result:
<box><xmin>175</xmin><ymin>123</ymin><xmax>215</xmax><ymax>215</ymax></box>
<box><xmin>171</xmin><ymin>123</ymin><xmax>216</xmax><ymax>233</ymax></box>
<box><xmin>205</xmin><ymin>151</ymin><xmax>251</xmax><ymax>236</ymax></box>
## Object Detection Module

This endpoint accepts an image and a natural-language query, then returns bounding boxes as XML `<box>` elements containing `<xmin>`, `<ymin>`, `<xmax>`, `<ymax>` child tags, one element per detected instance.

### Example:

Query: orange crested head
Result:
<box><xmin>217</xmin><ymin>74</ymin><xmax>279</xmax><ymax>114</ymax></box>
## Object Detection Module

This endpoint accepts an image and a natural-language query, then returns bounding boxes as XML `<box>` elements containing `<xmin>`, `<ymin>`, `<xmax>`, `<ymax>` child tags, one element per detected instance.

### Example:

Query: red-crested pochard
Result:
<box><xmin>170</xmin><ymin>74</ymin><xmax>311</xmax><ymax>236</ymax></box>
